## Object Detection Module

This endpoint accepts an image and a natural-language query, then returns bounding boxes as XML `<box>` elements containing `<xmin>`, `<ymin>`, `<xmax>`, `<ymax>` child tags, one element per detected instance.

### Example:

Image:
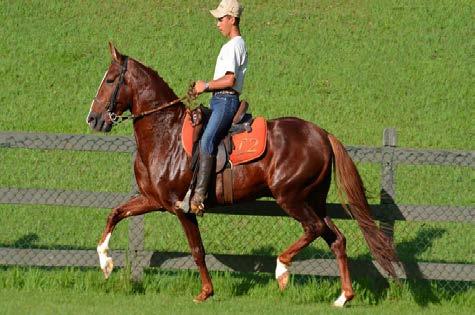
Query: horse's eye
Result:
<box><xmin>106</xmin><ymin>79</ymin><xmax>115</xmax><ymax>84</ymax></box>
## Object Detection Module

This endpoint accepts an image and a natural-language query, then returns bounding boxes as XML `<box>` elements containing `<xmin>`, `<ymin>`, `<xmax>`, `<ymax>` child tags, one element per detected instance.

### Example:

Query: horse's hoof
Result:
<box><xmin>277</xmin><ymin>271</ymin><xmax>290</xmax><ymax>291</ymax></box>
<box><xmin>192</xmin><ymin>290</ymin><xmax>213</xmax><ymax>303</ymax></box>
<box><xmin>333</xmin><ymin>292</ymin><xmax>354</xmax><ymax>307</ymax></box>
<box><xmin>101</xmin><ymin>257</ymin><xmax>114</xmax><ymax>279</ymax></box>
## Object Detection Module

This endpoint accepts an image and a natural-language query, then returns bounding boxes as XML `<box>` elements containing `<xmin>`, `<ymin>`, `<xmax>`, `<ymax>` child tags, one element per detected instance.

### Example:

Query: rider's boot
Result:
<box><xmin>190</xmin><ymin>153</ymin><xmax>215</xmax><ymax>216</ymax></box>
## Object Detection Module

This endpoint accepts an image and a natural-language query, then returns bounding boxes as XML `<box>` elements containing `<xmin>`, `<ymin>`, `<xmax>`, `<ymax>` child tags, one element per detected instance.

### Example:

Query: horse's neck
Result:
<box><xmin>133</xmin><ymin>105</ymin><xmax>185</xmax><ymax>161</ymax></box>
<box><xmin>129</xmin><ymin>61</ymin><xmax>187</xmax><ymax>165</ymax></box>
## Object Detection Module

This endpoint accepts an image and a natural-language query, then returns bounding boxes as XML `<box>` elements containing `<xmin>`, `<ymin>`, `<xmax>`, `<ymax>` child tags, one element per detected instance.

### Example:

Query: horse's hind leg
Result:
<box><xmin>275</xmin><ymin>203</ymin><xmax>325</xmax><ymax>291</ymax></box>
<box><xmin>97</xmin><ymin>194</ymin><xmax>158</xmax><ymax>279</ymax></box>
<box><xmin>322</xmin><ymin>216</ymin><xmax>355</xmax><ymax>307</ymax></box>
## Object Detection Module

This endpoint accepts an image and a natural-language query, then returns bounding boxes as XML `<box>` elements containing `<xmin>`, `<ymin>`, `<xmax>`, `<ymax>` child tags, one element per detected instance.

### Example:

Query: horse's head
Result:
<box><xmin>86</xmin><ymin>43</ymin><xmax>133</xmax><ymax>132</ymax></box>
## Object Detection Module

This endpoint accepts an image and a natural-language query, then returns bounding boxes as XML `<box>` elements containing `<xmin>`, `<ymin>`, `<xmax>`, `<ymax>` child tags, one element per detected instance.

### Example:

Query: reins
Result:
<box><xmin>106</xmin><ymin>95</ymin><xmax>189</xmax><ymax>124</ymax></box>
<box><xmin>99</xmin><ymin>56</ymin><xmax>197</xmax><ymax>125</ymax></box>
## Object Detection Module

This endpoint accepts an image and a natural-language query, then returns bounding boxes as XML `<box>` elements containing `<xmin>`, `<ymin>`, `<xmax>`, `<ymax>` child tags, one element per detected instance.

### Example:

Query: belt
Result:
<box><xmin>213</xmin><ymin>89</ymin><xmax>238</xmax><ymax>96</ymax></box>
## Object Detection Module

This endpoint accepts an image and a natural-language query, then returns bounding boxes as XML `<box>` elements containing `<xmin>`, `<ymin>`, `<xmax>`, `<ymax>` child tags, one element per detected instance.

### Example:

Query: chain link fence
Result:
<box><xmin>0</xmin><ymin>129</ymin><xmax>473</xmax><ymax>294</ymax></box>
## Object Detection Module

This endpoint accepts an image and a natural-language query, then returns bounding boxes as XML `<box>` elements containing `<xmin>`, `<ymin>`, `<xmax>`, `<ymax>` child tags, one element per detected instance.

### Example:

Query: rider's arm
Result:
<box><xmin>194</xmin><ymin>71</ymin><xmax>235</xmax><ymax>95</ymax></box>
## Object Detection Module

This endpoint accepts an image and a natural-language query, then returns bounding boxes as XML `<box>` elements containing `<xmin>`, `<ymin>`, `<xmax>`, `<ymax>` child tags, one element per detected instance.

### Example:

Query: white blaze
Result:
<box><xmin>86</xmin><ymin>70</ymin><xmax>108</xmax><ymax>123</ymax></box>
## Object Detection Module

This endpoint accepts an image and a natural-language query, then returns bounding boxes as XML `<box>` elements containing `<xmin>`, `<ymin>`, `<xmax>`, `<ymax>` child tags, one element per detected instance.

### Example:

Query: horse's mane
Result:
<box><xmin>131</xmin><ymin>57</ymin><xmax>179</xmax><ymax>99</ymax></box>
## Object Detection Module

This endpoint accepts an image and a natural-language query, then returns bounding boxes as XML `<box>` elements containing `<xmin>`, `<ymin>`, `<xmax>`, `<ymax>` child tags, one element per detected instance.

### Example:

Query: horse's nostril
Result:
<box><xmin>87</xmin><ymin>115</ymin><xmax>95</xmax><ymax>124</ymax></box>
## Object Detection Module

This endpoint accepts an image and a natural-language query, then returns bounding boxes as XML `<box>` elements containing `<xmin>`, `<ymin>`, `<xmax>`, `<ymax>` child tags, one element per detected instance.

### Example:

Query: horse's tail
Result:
<box><xmin>327</xmin><ymin>133</ymin><xmax>399</xmax><ymax>278</ymax></box>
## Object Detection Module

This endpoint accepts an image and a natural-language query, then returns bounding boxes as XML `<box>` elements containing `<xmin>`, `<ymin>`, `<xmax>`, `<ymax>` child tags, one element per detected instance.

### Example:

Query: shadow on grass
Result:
<box><xmin>0</xmin><ymin>233</ymin><xmax>112</xmax><ymax>250</ymax></box>
<box><xmin>396</xmin><ymin>227</ymin><xmax>446</xmax><ymax>306</ymax></box>
<box><xmin>2</xmin><ymin>228</ymin><xmax>472</xmax><ymax>305</ymax></box>
<box><xmin>1</xmin><ymin>233</ymin><xmax>40</xmax><ymax>248</ymax></box>
<box><xmin>331</xmin><ymin>226</ymin><xmax>449</xmax><ymax>306</ymax></box>
<box><xmin>217</xmin><ymin>226</ymin><xmax>456</xmax><ymax>305</ymax></box>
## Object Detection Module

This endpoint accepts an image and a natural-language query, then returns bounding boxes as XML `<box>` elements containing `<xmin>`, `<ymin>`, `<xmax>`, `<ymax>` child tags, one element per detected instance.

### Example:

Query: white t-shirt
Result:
<box><xmin>213</xmin><ymin>36</ymin><xmax>248</xmax><ymax>94</ymax></box>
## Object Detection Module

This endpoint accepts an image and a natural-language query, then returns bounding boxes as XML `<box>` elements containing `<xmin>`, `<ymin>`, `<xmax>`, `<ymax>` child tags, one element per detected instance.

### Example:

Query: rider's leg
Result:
<box><xmin>190</xmin><ymin>93</ymin><xmax>239</xmax><ymax>214</ymax></box>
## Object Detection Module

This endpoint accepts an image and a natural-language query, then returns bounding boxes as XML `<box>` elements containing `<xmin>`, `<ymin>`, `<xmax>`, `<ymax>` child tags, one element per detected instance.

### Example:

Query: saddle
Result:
<box><xmin>181</xmin><ymin>101</ymin><xmax>267</xmax><ymax>204</ymax></box>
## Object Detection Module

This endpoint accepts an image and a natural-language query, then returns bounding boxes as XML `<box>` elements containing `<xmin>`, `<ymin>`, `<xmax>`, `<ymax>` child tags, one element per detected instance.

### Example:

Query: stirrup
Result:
<box><xmin>190</xmin><ymin>194</ymin><xmax>205</xmax><ymax>216</ymax></box>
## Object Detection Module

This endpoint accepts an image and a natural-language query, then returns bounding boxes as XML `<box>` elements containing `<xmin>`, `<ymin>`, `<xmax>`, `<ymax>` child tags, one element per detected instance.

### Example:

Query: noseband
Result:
<box><xmin>95</xmin><ymin>56</ymin><xmax>186</xmax><ymax>125</ymax></box>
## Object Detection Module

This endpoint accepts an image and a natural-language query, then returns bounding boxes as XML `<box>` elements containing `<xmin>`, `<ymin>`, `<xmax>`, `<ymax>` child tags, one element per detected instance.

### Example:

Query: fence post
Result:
<box><xmin>128</xmin><ymin>150</ymin><xmax>145</xmax><ymax>281</ymax></box>
<box><xmin>380</xmin><ymin>128</ymin><xmax>397</xmax><ymax>240</ymax></box>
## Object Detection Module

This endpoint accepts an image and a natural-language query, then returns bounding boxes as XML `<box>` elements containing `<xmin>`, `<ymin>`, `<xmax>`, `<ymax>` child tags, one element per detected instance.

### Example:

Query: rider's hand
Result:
<box><xmin>193</xmin><ymin>80</ymin><xmax>208</xmax><ymax>95</ymax></box>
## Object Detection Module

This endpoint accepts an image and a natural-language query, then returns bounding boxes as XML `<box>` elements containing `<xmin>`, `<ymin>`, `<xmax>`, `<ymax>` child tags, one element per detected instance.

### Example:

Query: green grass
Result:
<box><xmin>2</xmin><ymin>288</ymin><xmax>471</xmax><ymax>315</ymax></box>
<box><xmin>0</xmin><ymin>0</ymin><xmax>472</xmax><ymax>149</ymax></box>
<box><xmin>1</xmin><ymin>203</ymin><xmax>473</xmax><ymax>265</ymax></box>
<box><xmin>0</xmin><ymin>0</ymin><xmax>473</xmax><ymax>310</ymax></box>
<box><xmin>0</xmin><ymin>205</ymin><xmax>129</xmax><ymax>250</ymax></box>
<box><xmin>0</xmin><ymin>148</ymin><xmax>132</xmax><ymax>192</ymax></box>
<box><xmin>0</xmin><ymin>268</ymin><xmax>473</xmax><ymax>314</ymax></box>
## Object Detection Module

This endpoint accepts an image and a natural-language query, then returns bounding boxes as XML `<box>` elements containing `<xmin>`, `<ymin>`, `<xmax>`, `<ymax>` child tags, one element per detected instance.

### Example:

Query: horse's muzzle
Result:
<box><xmin>87</xmin><ymin>112</ymin><xmax>113</xmax><ymax>132</ymax></box>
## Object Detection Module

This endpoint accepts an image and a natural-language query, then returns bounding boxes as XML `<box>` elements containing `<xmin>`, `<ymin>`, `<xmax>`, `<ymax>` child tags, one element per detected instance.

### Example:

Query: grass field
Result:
<box><xmin>0</xmin><ymin>0</ymin><xmax>473</xmax><ymax>149</ymax></box>
<box><xmin>0</xmin><ymin>0</ymin><xmax>473</xmax><ymax>313</ymax></box>
<box><xmin>2</xmin><ymin>288</ymin><xmax>472</xmax><ymax>315</ymax></box>
<box><xmin>0</xmin><ymin>268</ymin><xmax>473</xmax><ymax>314</ymax></box>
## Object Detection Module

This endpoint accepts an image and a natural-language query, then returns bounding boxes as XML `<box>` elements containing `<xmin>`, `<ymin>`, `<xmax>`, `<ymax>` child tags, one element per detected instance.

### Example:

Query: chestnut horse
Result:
<box><xmin>87</xmin><ymin>44</ymin><xmax>398</xmax><ymax>307</ymax></box>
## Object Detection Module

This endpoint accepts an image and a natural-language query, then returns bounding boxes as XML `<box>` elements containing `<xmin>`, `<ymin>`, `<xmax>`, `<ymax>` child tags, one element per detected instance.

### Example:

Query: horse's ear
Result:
<box><xmin>109</xmin><ymin>42</ymin><xmax>123</xmax><ymax>63</ymax></box>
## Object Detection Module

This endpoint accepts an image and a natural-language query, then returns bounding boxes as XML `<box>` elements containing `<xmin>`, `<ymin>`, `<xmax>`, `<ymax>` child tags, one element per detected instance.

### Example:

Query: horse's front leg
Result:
<box><xmin>97</xmin><ymin>194</ymin><xmax>159</xmax><ymax>279</ymax></box>
<box><xmin>175</xmin><ymin>210</ymin><xmax>213</xmax><ymax>302</ymax></box>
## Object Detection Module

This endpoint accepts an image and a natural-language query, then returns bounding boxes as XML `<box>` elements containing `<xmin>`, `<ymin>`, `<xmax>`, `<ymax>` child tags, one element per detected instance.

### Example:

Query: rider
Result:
<box><xmin>191</xmin><ymin>0</ymin><xmax>248</xmax><ymax>214</ymax></box>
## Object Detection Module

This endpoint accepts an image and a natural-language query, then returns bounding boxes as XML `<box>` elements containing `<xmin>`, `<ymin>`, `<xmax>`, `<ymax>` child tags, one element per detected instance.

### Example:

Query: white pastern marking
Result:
<box><xmin>333</xmin><ymin>292</ymin><xmax>347</xmax><ymax>307</ymax></box>
<box><xmin>275</xmin><ymin>258</ymin><xmax>288</xmax><ymax>279</ymax></box>
<box><xmin>97</xmin><ymin>233</ymin><xmax>112</xmax><ymax>269</ymax></box>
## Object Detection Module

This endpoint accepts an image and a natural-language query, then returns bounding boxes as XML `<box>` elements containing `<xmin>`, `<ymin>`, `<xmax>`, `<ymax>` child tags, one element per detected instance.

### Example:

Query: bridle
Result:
<box><xmin>94</xmin><ymin>56</ymin><xmax>187</xmax><ymax>125</ymax></box>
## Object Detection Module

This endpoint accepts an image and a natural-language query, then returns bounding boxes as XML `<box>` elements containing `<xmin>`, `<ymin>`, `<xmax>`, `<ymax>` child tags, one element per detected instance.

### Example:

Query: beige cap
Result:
<box><xmin>210</xmin><ymin>0</ymin><xmax>243</xmax><ymax>19</ymax></box>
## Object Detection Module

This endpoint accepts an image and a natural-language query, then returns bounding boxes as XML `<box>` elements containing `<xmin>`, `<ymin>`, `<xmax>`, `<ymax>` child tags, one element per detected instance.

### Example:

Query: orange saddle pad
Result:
<box><xmin>181</xmin><ymin>112</ymin><xmax>267</xmax><ymax>166</ymax></box>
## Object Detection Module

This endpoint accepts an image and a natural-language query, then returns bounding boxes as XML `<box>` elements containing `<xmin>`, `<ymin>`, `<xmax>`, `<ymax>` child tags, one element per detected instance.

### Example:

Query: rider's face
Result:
<box><xmin>216</xmin><ymin>15</ymin><xmax>234</xmax><ymax>38</ymax></box>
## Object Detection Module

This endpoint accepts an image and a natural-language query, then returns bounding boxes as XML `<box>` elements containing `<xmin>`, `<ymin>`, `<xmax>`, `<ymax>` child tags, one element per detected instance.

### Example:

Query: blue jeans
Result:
<box><xmin>200</xmin><ymin>93</ymin><xmax>239</xmax><ymax>155</ymax></box>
